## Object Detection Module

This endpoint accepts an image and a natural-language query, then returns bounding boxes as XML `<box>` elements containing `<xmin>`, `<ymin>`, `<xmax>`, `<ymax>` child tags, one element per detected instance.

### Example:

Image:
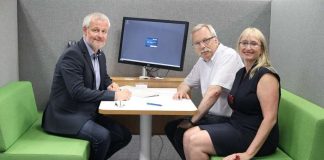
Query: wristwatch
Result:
<box><xmin>186</xmin><ymin>118</ymin><xmax>195</xmax><ymax>125</ymax></box>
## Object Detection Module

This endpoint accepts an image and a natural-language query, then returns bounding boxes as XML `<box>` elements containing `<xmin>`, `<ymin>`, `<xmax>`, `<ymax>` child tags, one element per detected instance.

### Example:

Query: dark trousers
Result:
<box><xmin>76</xmin><ymin>115</ymin><xmax>132</xmax><ymax>160</ymax></box>
<box><xmin>164</xmin><ymin>114</ymin><xmax>230</xmax><ymax>160</ymax></box>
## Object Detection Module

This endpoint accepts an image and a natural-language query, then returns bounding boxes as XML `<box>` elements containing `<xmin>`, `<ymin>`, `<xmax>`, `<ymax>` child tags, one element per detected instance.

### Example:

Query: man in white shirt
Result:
<box><xmin>165</xmin><ymin>24</ymin><xmax>243</xmax><ymax>160</ymax></box>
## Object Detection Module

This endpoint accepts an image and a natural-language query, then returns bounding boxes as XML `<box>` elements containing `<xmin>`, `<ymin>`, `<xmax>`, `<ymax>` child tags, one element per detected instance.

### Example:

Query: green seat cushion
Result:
<box><xmin>0</xmin><ymin>82</ymin><xmax>38</xmax><ymax>151</ymax></box>
<box><xmin>0</xmin><ymin>117</ymin><xmax>90</xmax><ymax>160</ymax></box>
<box><xmin>210</xmin><ymin>148</ymin><xmax>292</xmax><ymax>160</ymax></box>
<box><xmin>278</xmin><ymin>89</ymin><xmax>324</xmax><ymax>160</ymax></box>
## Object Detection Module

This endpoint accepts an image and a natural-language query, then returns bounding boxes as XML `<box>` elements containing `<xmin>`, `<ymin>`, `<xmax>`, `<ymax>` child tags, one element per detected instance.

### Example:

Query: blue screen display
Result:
<box><xmin>145</xmin><ymin>38</ymin><xmax>158</xmax><ymax>48</ymax></box>
<box><xmin>118</xmin><ymin>17</ymin><xmax>189</xmax><ymax>71</ymax></box>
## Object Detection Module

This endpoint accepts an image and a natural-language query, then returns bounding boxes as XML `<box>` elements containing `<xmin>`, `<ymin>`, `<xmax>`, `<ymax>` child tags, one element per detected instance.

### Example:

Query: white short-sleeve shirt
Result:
<box><xmin>184</xmin><ymin>43</ymin><xmax>244</xmax><ymax>116</ymax></box>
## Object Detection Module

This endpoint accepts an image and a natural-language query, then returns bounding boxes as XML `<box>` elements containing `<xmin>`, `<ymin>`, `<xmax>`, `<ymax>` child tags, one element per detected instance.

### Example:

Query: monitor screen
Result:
<box><xmin>118</xmin><ymin>17</ymin><xmax>189</xmax><ymax>71</ymax></box>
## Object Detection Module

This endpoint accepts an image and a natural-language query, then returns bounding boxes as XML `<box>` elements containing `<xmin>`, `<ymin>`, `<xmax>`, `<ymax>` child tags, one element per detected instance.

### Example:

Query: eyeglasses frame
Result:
<box><xmin>239</xmin><ymin>41</ymin><xmax>261</xmax><ymax>48</ymax></box>
<box><xmin>192</xmin><ymin>36</ymin><xmax>216</xmax><ymax>48</ymax></box>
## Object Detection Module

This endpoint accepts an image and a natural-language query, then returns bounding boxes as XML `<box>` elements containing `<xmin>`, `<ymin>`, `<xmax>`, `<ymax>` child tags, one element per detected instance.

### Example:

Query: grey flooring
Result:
<box><xmin>110</xmin><ymin>135</ymin><xmax>182</xmax><ymax>160</ymax></box>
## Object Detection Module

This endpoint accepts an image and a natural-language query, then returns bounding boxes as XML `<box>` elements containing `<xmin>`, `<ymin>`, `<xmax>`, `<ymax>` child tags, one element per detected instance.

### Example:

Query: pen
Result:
<box><xmin>147</xmin><ymin>102</ymin><xmax>162</xmax><ymax>106</ymax></box>
<box><xmin>145</xmin><ymin>94</ymin><xmax>159</xmax><ymax>98</ymax></box>
<box><xmin>114</xmin><ymin>101</ymin><xmax>125</xmax><ymax>107</ymax></box>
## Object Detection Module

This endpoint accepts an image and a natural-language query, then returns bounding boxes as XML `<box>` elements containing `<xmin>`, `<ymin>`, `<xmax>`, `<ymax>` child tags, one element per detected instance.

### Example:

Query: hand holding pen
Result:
<box><xmin>108</xmin><ymin>82</ymin><xmax>120</xmax><ymax>91</ymax></box>
<box><xmin>115</xmin><ymin>89</ymin><xmax>132</xmax><ymax>101</ymax></box>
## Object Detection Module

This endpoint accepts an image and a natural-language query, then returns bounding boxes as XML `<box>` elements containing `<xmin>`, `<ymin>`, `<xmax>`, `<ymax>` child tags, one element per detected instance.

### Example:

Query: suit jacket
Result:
<box><xmin>42</xmin><ymin>38</ymin><xmax>115</xmax><ymax>135</ymax></box>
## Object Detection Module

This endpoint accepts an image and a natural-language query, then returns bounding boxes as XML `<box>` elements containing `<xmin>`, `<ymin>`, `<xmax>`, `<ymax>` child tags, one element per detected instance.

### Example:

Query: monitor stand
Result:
<box><xmin>139</xmin><ymin>66</ymin><xmax>150</xmax><ymax>79</ymax></box>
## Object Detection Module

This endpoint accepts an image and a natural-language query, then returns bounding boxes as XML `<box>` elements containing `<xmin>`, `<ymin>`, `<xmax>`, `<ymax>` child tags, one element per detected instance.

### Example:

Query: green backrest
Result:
<box><xmin>0</xmin><ymin>81</ymin><xmax>39</xmax><ymax>152</ymax></box>
<box><xmin>279</xmin><ymin>89</ymin><xmax>324</xmax><ymax>160</ymax></box>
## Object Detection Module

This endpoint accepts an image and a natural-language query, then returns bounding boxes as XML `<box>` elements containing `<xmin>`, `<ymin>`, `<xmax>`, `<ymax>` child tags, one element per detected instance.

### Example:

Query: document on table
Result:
<box><xmin>99</xmin><ymin>98</ymin><xmax>196</xmax><ymax>112</ymax></box>
<box><xmin>99</xmin><ymin>87</ymin><xmax>197</xmax><ymax>112</ymax></box>
<box><xmin>120</xmin><ymin>86</ymin><xmax>159</xmax><ymax>98</ymax></box>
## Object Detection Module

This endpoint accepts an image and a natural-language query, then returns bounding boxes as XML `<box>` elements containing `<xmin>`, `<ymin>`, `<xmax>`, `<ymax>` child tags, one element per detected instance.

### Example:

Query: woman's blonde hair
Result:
<box><xmin>236</xmin><ymin>27</ymin><xmax>276</xmax><ymax>78</ymax></box>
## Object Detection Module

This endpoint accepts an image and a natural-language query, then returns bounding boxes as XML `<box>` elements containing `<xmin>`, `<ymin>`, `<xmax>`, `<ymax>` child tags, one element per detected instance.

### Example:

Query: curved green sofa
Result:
<box><xmin>211</xmin><ymin>89</ymin><xmax>324</xmax><ymax>160</ymax></box>
<box><xmin>0</xmin><ymin>81</ymin><xmax>90</xmax><ymax>160</ymax></box>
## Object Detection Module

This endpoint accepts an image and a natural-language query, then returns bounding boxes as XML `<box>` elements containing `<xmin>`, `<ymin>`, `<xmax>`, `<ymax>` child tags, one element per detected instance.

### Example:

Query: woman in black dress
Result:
<box><xmin>183</xmin><ymin>27</ymin><xmax>280</xmax><ymax>160</ymax></box>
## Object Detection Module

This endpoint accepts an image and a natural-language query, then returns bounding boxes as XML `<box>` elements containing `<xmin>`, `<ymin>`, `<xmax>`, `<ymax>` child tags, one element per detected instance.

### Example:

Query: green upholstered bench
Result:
<box><xmin>211</xmin><ymin>89</ymin><xmax>324</xmax><ymax>160</ymax></box>
<box><xmin>0</xmin><ymin>81</ymin><xmax>90</xmax><ymax>160</ymax></box>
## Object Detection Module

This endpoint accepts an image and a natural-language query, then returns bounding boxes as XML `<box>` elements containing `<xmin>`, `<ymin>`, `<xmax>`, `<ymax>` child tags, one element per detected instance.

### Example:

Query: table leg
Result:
<box><xmin>139</xmin><ymin>115</ymin><xmax>152</xmax><ymax>160</ymax></box>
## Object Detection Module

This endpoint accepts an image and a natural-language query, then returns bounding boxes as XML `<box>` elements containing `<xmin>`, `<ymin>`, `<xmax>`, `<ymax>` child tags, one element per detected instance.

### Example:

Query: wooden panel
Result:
<box><xmin>112</xmin><ymin>77</ymin><xmax>184</xmax><ymax>88</ymax></box>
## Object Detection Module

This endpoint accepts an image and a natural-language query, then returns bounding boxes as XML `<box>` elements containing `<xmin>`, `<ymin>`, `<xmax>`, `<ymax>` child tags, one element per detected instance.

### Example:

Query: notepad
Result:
<box><xmin>121</xmin><ymin>86</ymin><xmax>159</xmax><ymax>98</ymax></box>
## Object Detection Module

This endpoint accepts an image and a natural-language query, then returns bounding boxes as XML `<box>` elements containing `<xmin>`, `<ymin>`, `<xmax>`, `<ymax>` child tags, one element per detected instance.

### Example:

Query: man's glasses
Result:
<box><xmin>239</xmin><ymin>41</ymin><xmax>260</xmax><ymax>48</ymax></box>
<box><xmin>192</xmin><ymin>36</ymin><xmax>216</xmax><ymax>48</ymax></box>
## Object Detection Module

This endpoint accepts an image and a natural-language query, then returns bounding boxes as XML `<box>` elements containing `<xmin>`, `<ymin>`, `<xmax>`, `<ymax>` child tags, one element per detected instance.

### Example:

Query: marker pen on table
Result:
<box><xmin>145</xmin><ymin>94</ymin><xmax>159</xmax><ymax>98</ymax></box>
<box><xmin>146</xmin><ymin>102</ymin><xmax>162</xmax><ymax>106</ymax></box>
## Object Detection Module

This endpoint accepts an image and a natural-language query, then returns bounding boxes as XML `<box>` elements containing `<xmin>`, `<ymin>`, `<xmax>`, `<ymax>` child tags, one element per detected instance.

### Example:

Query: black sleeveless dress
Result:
<box><xmin>199</xmin><ymin>67</ymin><xmax>280</xmax><ymax>156</ymax></box>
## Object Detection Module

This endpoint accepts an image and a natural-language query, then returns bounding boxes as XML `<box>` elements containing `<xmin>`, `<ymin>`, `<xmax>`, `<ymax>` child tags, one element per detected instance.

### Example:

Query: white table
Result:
<box><xmin>99</xmin><ymin>88</ymin><xmax>197</xmax><ymax>160</ymax></box>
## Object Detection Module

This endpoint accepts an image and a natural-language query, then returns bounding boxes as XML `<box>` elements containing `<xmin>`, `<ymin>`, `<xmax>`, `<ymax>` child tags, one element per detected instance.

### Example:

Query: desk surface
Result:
<box><xmin>99</xmin><ymin>88</ymin><xmax>197</xmax><ymax>116</ymax></box>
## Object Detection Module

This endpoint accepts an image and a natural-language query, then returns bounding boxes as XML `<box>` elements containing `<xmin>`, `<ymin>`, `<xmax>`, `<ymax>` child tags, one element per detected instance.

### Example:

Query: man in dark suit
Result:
<box><xmin>42</xmin><ymin>12</ymin><xmax>132</xmax><ymax>160</ymax></box>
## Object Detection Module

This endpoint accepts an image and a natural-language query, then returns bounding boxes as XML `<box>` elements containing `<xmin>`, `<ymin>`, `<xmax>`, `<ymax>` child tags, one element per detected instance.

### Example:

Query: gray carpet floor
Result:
<box><xmin>110</xmin><ymin>135</ymin><xmax>182</xmax><ymax>160</ymax></box>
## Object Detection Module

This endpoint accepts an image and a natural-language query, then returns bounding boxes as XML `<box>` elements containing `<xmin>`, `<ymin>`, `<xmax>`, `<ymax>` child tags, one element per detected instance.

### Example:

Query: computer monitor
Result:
<box><xmin>118</xmin><ymin>17</ymin><xmax>189</xmax><ymax>77</ymax></box>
